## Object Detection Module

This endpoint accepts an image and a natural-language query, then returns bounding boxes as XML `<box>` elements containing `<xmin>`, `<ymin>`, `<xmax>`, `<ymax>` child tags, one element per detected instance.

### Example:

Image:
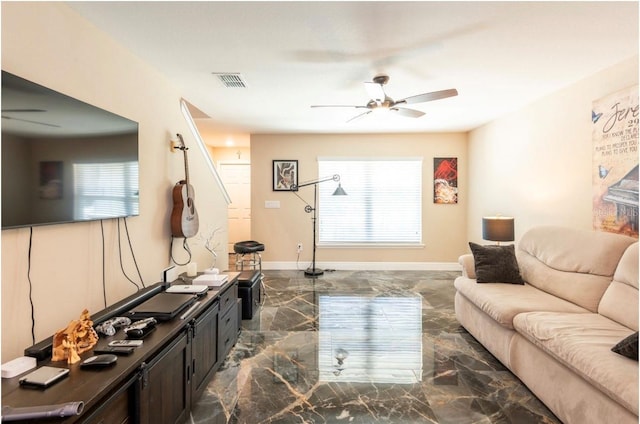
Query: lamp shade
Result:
<box><xmin>482</xmin><ymin>217</ymin><xmax>514</xmax><ymax>242</ymax></box>
<box><xmin>332</xmin><ymin>183</ymin><xmax>347</xmax><ymax>196</ymax></box>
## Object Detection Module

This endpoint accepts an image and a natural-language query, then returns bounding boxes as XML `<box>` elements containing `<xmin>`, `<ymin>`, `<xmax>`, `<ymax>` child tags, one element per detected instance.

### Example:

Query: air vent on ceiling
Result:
<box><xmin>213</xmin><ymin>73</ymin><xmax>247</xmax><ymax>88</ymax></box>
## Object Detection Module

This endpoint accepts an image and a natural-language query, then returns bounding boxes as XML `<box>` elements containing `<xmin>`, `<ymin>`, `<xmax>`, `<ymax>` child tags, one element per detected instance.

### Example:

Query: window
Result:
<box><xmin>318</xmin><ymin>158</ymin><xmax>422</xmax><ymax>245</ymax></box>
<box><xmin>73</xmin><ymin>162</ymin><xmax>139</xmax><ymax>220</ymax></box>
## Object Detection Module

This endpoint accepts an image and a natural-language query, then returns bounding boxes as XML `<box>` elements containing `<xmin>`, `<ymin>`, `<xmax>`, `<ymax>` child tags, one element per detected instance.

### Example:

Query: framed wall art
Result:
<box><xmin>273</xmin><ymin>160</ymin><xmax>298</xmax><ymax>191</ymax></box>
<box><xmin>433</xmin><ymin>157</ymin><xmax>458</xmax><ymax>204</ymax></box>
<box><xmin>592</xmin><ymin>85</ymin><xmax>638</xmax><ymax>238</ymax></box>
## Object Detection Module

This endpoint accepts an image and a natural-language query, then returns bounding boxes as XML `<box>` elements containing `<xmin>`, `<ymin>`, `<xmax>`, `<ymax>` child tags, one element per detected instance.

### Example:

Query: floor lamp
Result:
<box><xmin>291</xmin><ymin>174</ymin><xmax>347</xmax><ymax>277</ymax></box>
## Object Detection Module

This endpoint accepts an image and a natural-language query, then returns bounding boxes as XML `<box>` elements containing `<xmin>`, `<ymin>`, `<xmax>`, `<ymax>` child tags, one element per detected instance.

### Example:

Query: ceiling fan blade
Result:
<box><xmin>1</xmin><ymin>109</ymin><xmax>46</xmax><ymax>113</ymax></box>
<box><xmin>346</xmin><ymin>110</ymin><xmax>372</xmax><ymax>123</ymax></box>
<box><xmin>310</xmin><ymin>105</ymin><xmax>366</xmax><ymax>109</ymax></box>
<box><xmin>364</xmin><ymin>82</ymin><xmax>386</xmax><ymax>102</ymax></box>
<box><xmin>390</xmin><ymin>108</ymin><xmax>425</xmax><ymax>118</ymax></box>
<box><xmin>1</xmin><ymin>115</ymin><xmax>60</xmax><ymax>127</ymax></box>
<box><xmin>399</xmin><ymin>88</ymin><xmax>458</xmax><ymax>105</ymax></box>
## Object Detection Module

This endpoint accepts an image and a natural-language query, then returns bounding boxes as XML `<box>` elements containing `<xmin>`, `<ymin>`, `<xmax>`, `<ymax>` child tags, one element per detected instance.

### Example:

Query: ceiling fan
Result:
<box><xmin>311</xmin><ymin>75</ymin><xmax>458</xmax><ymax>122</ymax></box>
<box><xmin>1</xmin><ymin>109</ymin><xmax>60</xmax><ymax>127</ymax></box>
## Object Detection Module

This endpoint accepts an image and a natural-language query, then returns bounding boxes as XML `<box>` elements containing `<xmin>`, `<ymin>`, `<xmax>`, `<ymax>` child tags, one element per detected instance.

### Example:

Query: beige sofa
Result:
<box><xmin>454</xmin><ymin>226</ymin><xmax>638</xmax><ymax>424</ymax></box>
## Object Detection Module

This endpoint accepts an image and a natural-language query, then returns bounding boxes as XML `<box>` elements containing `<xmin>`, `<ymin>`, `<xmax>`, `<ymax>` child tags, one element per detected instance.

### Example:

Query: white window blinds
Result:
<box><xmin>318</xmin><ymin>158</ymin><xmax>422</xmax><ymax>245</ymax></box>
<box><xmin>73</xmin><ymin>162</ymin><xmax>139</xmax><ymax>220</ymax></box>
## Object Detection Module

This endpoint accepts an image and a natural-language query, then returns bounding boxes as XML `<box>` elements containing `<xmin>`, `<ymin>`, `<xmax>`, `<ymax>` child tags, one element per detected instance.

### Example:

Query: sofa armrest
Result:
<box><xmin>459</xmin><ymin>254</ymin><xmax>476</xmax><ymax>279</ymax></box>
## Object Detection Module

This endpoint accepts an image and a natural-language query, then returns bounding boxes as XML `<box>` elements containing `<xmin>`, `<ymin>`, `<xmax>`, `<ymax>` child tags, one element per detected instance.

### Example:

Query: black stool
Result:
<box><xmin>234</xmin><ymin>240</ymin><xmax>265</xmax><ymax>275</ymax></box>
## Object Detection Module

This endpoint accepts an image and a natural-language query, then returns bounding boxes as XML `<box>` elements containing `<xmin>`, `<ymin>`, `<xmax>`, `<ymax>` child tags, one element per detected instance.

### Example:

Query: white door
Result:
<box><xmin>219</xmin><ymin>163</ymin><xmax>251</xmax><ymax>253</ymax></box>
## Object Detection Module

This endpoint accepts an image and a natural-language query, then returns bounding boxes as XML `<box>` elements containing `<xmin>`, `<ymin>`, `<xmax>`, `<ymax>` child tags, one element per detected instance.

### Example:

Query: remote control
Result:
<box><xmin>80</xmin><ymin>355</ymin><xmax>117</xmax><ymax>368</ymax></box>
<box><xmin>94</xmin><ymin>346</ymin><xmax>135</xmax><ymax>356</ymax></box>
<box><xmin>108</xmin><ymin>340</ymin><xmax>143</xmax><ymax>347</ymax></box>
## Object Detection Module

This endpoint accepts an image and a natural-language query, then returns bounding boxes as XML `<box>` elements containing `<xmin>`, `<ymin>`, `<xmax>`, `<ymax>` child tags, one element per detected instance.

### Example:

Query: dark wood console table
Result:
<box><xmin>1</xmin><ymin>274</ymin><xmax>240</xmax><ymax>423</ymax></box>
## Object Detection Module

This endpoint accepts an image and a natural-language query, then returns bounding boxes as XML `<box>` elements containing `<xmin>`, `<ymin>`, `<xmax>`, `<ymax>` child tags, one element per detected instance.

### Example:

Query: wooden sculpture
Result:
<box><xmin>52</xmin><ymin>309</ymin><xmax>98</xmax><ymax>364</ymax></box>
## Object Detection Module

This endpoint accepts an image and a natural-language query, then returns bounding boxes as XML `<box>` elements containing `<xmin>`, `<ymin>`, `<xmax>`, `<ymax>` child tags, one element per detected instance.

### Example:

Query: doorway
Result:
<box><xmin>219</xmin><ymin>162</ymin><xmax>251</xmax><ymax>256</ymax></box>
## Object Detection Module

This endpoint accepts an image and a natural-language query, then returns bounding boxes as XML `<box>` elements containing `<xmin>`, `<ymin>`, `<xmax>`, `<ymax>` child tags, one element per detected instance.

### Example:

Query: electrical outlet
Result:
<box><xmin>297</xmin><ymin>243</ymin><xmax>303</xmax><ymax>253</ymax></box>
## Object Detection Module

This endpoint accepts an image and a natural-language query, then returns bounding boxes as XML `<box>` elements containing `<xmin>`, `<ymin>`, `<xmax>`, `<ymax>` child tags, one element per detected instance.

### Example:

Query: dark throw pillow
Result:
<box><xmin>612</xmin><ymin>332</ymin><xmax>639</xmax><ymax>361</ymax></box>
<box><xmin>468</xmin><ymin>242</ymin><xmax>524</xmax><ymax>284</ymax></box>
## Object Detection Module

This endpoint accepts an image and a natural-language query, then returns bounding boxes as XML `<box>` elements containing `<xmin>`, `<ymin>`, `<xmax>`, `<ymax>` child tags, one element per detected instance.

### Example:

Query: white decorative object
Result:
<box><xmin>2</xmin><ymin>356</ymin><xmax>37</xmax><ymax>378</ymax></box>
<box><xmin>187</xmin><ymin>262</ymin><xmax>197</xmax><ymax>277</ymax></box>
<box><xmin>193</xmin><ymin>274</ymin><xmax>228</xmax><ymax>287</ymax></box>
<box><xmin>198</xmin><ymin>226</ymin><xmax>223</xmax><ymax>273</ymax></box>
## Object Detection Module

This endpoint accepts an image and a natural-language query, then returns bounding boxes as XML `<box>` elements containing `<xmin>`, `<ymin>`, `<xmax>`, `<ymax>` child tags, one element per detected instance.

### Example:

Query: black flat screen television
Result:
<box><xmin>1</xmin><ymin>71</ymin><xmax>140</xmax><ymax>229</ymax></box>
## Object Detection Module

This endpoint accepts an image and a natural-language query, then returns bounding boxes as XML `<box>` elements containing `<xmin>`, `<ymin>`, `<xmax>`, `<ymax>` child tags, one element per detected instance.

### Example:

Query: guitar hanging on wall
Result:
<box><xmin>170</xmin><ymin>134</ymin><xmax>199</xmax><ymax>238</ymax></box>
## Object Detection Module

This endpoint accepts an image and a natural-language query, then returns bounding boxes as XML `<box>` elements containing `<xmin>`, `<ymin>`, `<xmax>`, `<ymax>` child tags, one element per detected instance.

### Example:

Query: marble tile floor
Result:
<box><xmin>190</xmin><ymin>270</ymin><xmax>561</xmax><ymax>424</ymax></box>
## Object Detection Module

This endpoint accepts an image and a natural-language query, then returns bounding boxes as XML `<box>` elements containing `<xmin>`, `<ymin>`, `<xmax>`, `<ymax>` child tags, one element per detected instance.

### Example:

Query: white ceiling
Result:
<box><xmin>68</xmin><ymin>1</ymin><xmax>638</xmax><ymax>136</ymax></box>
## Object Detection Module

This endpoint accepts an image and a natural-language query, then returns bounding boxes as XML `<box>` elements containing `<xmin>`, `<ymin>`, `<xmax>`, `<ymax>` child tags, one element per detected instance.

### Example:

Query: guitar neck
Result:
<box><xmin>183</xmin><ymin>149</ymin><xmax>190</xmax><ymax>188</ymax></box>
<box><xmin>177</xmin><ymin>134</ymin><xmax>191</xmax><ymax>197</ymax></box>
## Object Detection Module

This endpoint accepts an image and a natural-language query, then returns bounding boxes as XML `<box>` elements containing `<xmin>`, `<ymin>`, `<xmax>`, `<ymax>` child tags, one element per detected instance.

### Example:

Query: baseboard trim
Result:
<box><xmin>263</xmin><ymin>261</ymin><xmax>461</xmax><ymax>271</ymax></box>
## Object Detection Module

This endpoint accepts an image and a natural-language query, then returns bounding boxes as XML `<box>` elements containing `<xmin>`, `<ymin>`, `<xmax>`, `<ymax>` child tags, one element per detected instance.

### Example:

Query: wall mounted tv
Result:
<box><xmin>1</xmin><ymin>71</ymin><xmax>140</xmax><ymax>230</ymax></box>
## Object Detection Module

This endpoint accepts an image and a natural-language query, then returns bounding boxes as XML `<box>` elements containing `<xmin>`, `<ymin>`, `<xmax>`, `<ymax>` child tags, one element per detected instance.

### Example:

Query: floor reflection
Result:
<box><xmin>318</xmin><ymin>295</ymin><xmax>422</xmax><ymax>384</ymax></box>
<box><xmin>190</xmin><ymin>270</ymin><xmax>561</xmax><ymax>424</ymax></box>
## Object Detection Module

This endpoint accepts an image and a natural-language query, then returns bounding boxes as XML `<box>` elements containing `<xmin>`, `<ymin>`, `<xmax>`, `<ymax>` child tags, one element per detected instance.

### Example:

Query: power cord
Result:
<box><xmin>123</xmin><ymin>218</ymin><xmax>145</xmax><ymax>287</ymax></box>
<box><xmin>23</xmin><ymin>220</ymin><xmax>145</xmax><ymax>344</ymax></box>
<box><xmin>170</xmin><ymin>236</ymin><xmax>192</xmax><ymax>266</ymax></box>
<box><xmin>117</xmin><ymin>219</ymin><xmax>141</xmax><ymax>291</ymax></box>
<box><xmin>295</xmin><ymin>251</ymin><xmax>312</xmax><ymax>273</ymax></box>
<box><xmin>27</xmin><ymin>227</ymin><xmax>36</xmax><ymax>345</ymax></box>
<box><xmin>100</xmin><ymin>220</ymin><xmax>107</xmax><ymax>308</ymax></box>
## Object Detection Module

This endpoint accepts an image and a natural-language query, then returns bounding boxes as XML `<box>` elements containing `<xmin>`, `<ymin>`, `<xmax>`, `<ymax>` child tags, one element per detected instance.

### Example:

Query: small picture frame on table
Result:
<box><xmin>273</xmin><ymin>160</ymin><xmax>298</xmax><ymax>191</ymax></box>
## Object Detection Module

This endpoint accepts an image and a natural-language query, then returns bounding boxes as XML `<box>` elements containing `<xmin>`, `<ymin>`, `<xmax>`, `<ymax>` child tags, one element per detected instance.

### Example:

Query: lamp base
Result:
<box><xmin>304</xmin><ymin>267</ymin><xmax>324</xmax><ymax>277</ymax></box>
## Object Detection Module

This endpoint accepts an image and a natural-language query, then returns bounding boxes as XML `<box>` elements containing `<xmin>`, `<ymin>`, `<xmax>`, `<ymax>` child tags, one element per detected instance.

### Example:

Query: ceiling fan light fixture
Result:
<box><xmin>371</xmin><ymin>106</ymin><xmax>390</xmax><ymax>115</ymax></box>
<box><xmin>311</xmin><ymin>74</ymin><xmax>457</xmax><ymax>124</ymax></box>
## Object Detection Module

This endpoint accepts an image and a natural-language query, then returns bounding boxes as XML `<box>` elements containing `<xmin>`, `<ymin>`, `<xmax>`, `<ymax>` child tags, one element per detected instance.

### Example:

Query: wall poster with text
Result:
<box><xmin>592</xmin><ymin>85</ymin><xmax>639</xmax><ymax>238</ymax></box>
<box><xmin>433</xmin><ymin>157</ymin><xmax>458</xmax><ymax>204</ymax></box>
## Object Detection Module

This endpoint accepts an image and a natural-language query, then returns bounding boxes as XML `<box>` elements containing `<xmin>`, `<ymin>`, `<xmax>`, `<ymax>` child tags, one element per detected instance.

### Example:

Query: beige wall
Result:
<box><xmin>209</xmin><ymin>146</ymin><xmax>251</xmax><ymax>164</ymax></box>
<box><xmin>1</xmin><ymin>3</ymin><xmax>229</xmax><ymax>361</ymax></box>
<box><xmin>250</xmin><ymin>133</ymin><xmax>468</xmax><ymax>269</ymax></box>
<box><xmin>467</xmin><ymin>56</ymin><xmax>639</xmax><ymax>245</ymax></box>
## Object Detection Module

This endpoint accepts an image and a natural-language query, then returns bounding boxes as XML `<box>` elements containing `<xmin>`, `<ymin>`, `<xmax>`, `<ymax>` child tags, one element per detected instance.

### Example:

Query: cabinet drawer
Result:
<box><xmin>81</xmin><ymin>391</ymin><xmax>129</xmax><ymax>424</ymax></box>
<box><xmin>218</xmin><ymin>304</ymin><xmax>238</xmax><ymax>358</ymax></box>
<box><xmin>80</xmin><ymin>374</ymin><xmax>137</xmax><ymax>424</ymax></box>
<box><xmin>218</xmin><ymin>282</ymin><xmax>238</xmax><ymax>315</ymax></box>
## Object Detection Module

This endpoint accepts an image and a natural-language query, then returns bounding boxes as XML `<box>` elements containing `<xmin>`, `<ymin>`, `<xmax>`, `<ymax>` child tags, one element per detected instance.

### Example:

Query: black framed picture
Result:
<box><xmin>273</xmin><ymin>160</ymin><xmax>298</xmax><ymax>191</ymax></box>
<box><xmin>433</xmin><ymin>157</ymin><xmax>458</xmax><ymax>204</ymax></box>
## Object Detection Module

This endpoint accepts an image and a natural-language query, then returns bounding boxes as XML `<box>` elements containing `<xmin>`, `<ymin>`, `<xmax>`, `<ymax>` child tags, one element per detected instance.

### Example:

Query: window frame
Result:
<box><xmin>317</xmin><ymin>157</ymin><xmax>424</xmax><ymax>247</ymax></box>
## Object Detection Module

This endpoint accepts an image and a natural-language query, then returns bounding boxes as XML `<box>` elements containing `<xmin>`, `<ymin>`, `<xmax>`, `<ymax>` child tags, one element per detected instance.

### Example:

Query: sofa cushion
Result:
<box><xmin>612</xmin><ymin>332</ymin><xmax>639</xmax><ymax>361</ymax></box>
<box><xmin>513</xmin><ymin>311</ymin><xmax>639</xmax><ymax>415</ymax></box>
<box><xmin>468</xmin><ymin>242</ymin><xmax>524</xmax><ymax>284</ymax></box>
<box><xmin>454</xmin><ymin>277</ymin><xmax>588</xmax><ymax>329</ymax></box>
<box><xmin>458</xmin><ymin>254</ymin><xmax>476</xmax><ymax>279</ymax></box>
<box><xmin>517</xmin><ymin>226</ymin><xmax>636</xmax><ymax>312</ymax></box>
<box><xmin>612</xmin><ymin>242</ymin><xmax>639</xmax><ymax>290</ymax></box>
<box><xmin>599</xmin><ymin>243</ymin><xmax>639</xmax><ymax>331</ymax></box>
